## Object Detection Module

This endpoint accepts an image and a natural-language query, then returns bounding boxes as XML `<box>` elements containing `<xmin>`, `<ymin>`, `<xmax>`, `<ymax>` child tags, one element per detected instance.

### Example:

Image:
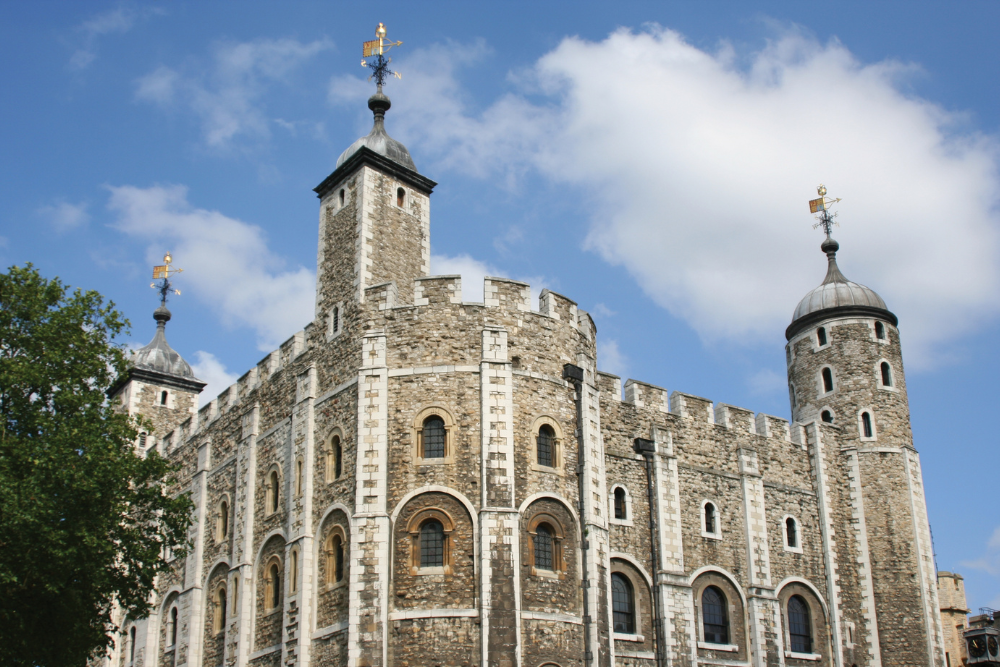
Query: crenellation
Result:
<box><xmin>484</xmin><ymin>276</ymin><xmax>531</xmax><ymax>312</ymax></box>
<box><xmin>669</xmin><ymin>391</ymin><xmax>714</xmax><ymax>424</ymax></box>
<box><xmin>715</xmin><ymin>404</ymin><xmax>755</xmax><ymax>433</ymax></box>
<box><xmin>623</xmin><ymin>379</ymin><xmax>670</xmax><ymax>413</ymax></box>
<box><xmin>412</xmin><ymin>275</ymin><xmax>462</xmax><ymax>306</ymax></box>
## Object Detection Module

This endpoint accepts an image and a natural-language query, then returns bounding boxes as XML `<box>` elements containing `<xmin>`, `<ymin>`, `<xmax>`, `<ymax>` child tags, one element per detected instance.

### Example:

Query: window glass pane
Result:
<box><xmin>614</xmin><ymin>488</ymin><xmax>626</xmax><ymax>519</ymax></box>
<box><xmin>786</xmin><ymin>518</ymin><xmax>797</xmax><ymax>547</ymax></box>
<box><xmin>789</xmin><ymin>595</ymin><xmax>812</xmax><ymax>653</ymax></box>
<box><xmin>612</xmin><ymin>573</ymin><xmax>635</xmax><ymax>633</ymax></box>
<box><xmin>420</xmin><ymin>520</ymin><xmax>444</xmax><ymax>567</ymax></box>
<box><xmin>535</xmin><ymin>525</ymin><xmax>553</xmax><ymax>570</ymax></box>
<box><xmin>423</xmin><ymin>417</ymin><xmax>446</xmax><ymax>458</ymax></box>
<box><xmin>705</xmin><ymin>503</ymin><xmax>716</xmax><ymax>533</ymax></box>
<box><xmin>702</xmin><ymin>586</ymin><xmax>729</xmax><ymax>644</ymax></box>
<box><xmin>334</xmin><ymin>537</ymin><xmax>344</xmax><ymax>582</ymax></box>
<box><xmin>537</xmin><ymin>425</ymin><xmax>554</xmax><ymax>467</ymax></box>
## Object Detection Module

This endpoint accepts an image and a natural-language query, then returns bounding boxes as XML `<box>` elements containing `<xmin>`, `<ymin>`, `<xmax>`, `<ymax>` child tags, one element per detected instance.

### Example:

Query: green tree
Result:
<box><xmin>0</xmin><ymin>265</ymin><xmax>193</xmax><ymax>667</ymax></box>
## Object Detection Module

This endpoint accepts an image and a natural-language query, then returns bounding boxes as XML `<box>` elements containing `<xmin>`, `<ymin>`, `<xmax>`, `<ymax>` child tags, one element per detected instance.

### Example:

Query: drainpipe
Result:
<box><xmin>564</xmin><ymin>363</ymin><xmax>593</xmax><ymax>667</ymax></box>
<box><xmin>634</xmin><ymin>437</ymin><xmax>665</xmax><ymax>667</ymax></box>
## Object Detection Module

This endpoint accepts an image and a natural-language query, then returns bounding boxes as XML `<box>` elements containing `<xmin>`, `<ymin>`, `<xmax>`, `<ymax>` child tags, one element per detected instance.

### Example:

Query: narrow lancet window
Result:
<box><xmin>702</xmin><ymin>586</ymin><xmax>729</xmax><ymax>644</ymax></box>
<box><xmin>537</xmin><ymin>424</ymin><xmax>555</xmax><ymax>467</ymax></box>
<box><xmin>817</xmin><ymin>327</ymin><xmax>827</xmax><ymax>346</ymax></box>
<box><xmin>611</xmin><ymin>573</ymin><xmax>635</xmax><ymax>634</ymax></box>
<box><xmin>786</xmin><ymin>517</ymin><xmax>798</xmax><ymax>548</ymax></box>
<box><xmin>397</xmin><ymin>187</ymin><xmax>405</xmax><ymax>207</ymax></box>
<box><xmin>861</xmin><ymin>411</ymin><xmax>873</xmax><ymax>438</ymax></box>
<box><xmin>614</xmin><ymin>487</ymin><xmax>627</xmax><ymax>520</ymax></box>
<box><xmin>880</xmin><ymin>362</ymin><xmax>892</xmax><ymax>386</ymax></box>
<box><xmin>875</xmin><ymin>321</ymin><xmax>886</xmax><ymax>340</ymax></box>
<box><xmin>821</xmin><ymin>410</ymin><xmax>834</xmax><ymax>424</ymax></box>
<box><xmin>704</xmin><ymin>502</ymin><xmax>717</xmax><ymax>534</ymax></box>
<box><xmin>822</xmin><ymin>367</ymin><xmax>834</xmax><ymax>393</ymax></box>
<box><xmin>788</xmin><ymin>595</ymin><xmax>812</xmax><ymax>653</ymax></box>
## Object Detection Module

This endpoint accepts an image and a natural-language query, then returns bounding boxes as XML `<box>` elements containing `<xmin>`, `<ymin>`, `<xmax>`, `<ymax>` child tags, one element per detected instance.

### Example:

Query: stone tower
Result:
<box><xmin>110</xmin><ymin>304</ymin><xmax>205</xmax><ymax>442</ymax></box>
<box><xmin>786</xmin><ymin>235</ymin><xmax>945</xmax><ymax>666</ymax></box>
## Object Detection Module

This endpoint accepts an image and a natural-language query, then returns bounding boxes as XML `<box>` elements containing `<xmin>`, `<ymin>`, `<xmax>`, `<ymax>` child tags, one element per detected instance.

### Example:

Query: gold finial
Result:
<box><xmin>150</xmin><ymin>252</ymin><xmax>183</xmax><ymax>303</ymax></box>
<box><xmin>808</xmin><ymin>185</ymin><xmax>843</xmax><ymax>239</ymax></box>
<box><xmin>361</xmin><ymin>23</ymin><xmax>403</xmax><ymax>85</ymax></box>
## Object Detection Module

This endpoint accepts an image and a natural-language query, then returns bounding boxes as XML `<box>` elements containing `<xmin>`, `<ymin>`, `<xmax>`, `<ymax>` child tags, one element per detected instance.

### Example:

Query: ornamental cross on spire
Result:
<box><xmin>808</xmin><ymin>184</ymin><xmax>843</xmax><ymax>239</ymax></box>
<box><xmin>361</xmin><ymin>22</ymin><xmax>403</xmax><ymax>88</ymax></box>
<box><xmin>150</xmin><ymin>252</ymin><xmax>183</xmax><ymax>306</ymax></box>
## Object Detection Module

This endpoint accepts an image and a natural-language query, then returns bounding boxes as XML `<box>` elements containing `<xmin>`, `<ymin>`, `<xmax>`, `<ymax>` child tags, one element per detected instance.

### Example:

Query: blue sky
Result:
<box><xmin>2</xmin><ymin>2</ymin><xmax>999</xmax><ymax>609</ymax></box>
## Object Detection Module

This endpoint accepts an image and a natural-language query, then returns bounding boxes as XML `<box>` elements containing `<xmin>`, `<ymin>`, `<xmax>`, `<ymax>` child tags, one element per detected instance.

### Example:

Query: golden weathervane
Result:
<box><xmin>360</xmin><ymin>22</ymin><xmax>403</xmax><ymax>86</ymax></box>
<box><xmin>150</xmin><ymin>252</ymin><xmax>183</xmax><ymax>305</ymax></box>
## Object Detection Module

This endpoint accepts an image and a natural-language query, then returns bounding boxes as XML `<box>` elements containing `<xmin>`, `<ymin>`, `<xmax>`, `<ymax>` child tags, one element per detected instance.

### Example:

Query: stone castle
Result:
<box><xmin>104</xmin><ymin>83</ymin><xmax>948</xmax><ymax>667</ymax></box>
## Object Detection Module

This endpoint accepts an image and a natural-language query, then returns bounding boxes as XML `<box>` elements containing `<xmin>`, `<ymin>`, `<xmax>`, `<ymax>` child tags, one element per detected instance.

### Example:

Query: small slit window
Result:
<box><xmin>266</xmin><ymin>562</ymin><xmax>281</xmax><ymax>610</ymax></box>
<box><xmin>129</xmin><ymin>626</ymin><xmax>136</xmax><ymax>663</ymax></box>
<box><xmin>534</xmin><ymin>524</ymin><xmax>554</xmax><ymax>570</ymax></box>
<box><xmin>822</xmin><ymin>367</ymin><xmax>834</xmax><ymax>393</ymax></box>
<box><xmin>218</xmin><ymin>499</ymin><xmax>229</xmax><ymax>541</ymax></box>
<box><xmin>704</xmin><ymin>501</ymin><xmax>718</xmax><ymax>536</ymax></box>
<box><xmin>788</xmin><ymin>595</ymin><xmax>812</xmax><ymax>653</ymax></box>
<box><xmin>339</xmin><ymin>188</ymin><xmax>345</xmax><ymax>206</ymax></box>
<box><xmin>875</xmin><ymin>321</ymin><xmax>886</xmax><ymax>340</ymax></box>
<box><xmin>420</xmin><ymin>416</ymin><xmax>446</xmax><ymax>459</ymax></box>
<box><xmin>861</xmin><ymin>411</ymin><xmax>873</xmax><ymax>438</ymax></box>
<box><xmin>333</xmin><ymin>534</ymin><xmax>345</xmax><ymax>582</ymax></box>
<box><xmin>266</xmin><ymin>470</ymin><xmax>280</xmax><ymax>515</ymax></box>
<box><xmin>396</xmin><ymin>187</ymin><xmax>405</xmax><ymax>207</ymax></box>
<box><xmin>332</xmin><ymin>306</ymin><xmax>339</xmax><ymax>333</ymax></box>
<box><xmin>880</xmin><ymin>362</ymin><xmax>892</xmax><ymax>387</ymax></box>
<box><xmin>611</xmin><ymin>573</ymin><xmax>635</xmax><ymax>634</ymax></box>
<box><xmin>328</xmin><ymin>434</ymin><xmax>343</xmax><ymax>481</ymax></box>
<box><xmin>821</xmin><ymin>410</ymin><xmax>834</xmax><ymax>424</ymax></box>
<box><xmin>702</xmin><ymin>586</ymin><xmax>729</xmax><ymax>644</ymax></box>
<box><xmin>214</xmin><ymin>586</ymin><xmax>226</xmax><ymax>634</ymax></box>
<box><xmin>161</xmin><ymin>390</ymin><xmax>169</xmax><ymax>406</ymax></box>
<box><xmin>785</xmin><ymin>517</ymin><xmax>798</xmax><ymax>548</ymax></box>
<box><xmin>170</xmin><ymin>606</ymin><xmax>178</xmax><ymax>646</ymax></box>
<box><xmin>419</xmin><ymin>519</ymin><xmax>445</xmax><ymax>568</ymax></box>
<box><xmin>537</xmin><ymin>424</ymin><xmax>555</xmax><ymax>467</ymax></box>
<box><xmin>295</xmin><ymin>458</ymin><xmax>303</xmax><ymax>497</ymax></box>
<box><xmin>816</xmin><ymin>327</ymin><xmax>827</xmax><ymax>346</ymax></box>
<box><xmin>614</xmin><ymin>487</ymin><xmax>627</xmax><ymax>520</ymax></box>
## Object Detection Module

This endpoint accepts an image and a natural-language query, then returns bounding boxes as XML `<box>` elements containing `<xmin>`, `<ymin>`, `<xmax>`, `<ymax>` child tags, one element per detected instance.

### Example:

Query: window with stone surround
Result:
<box><xmin>879</xmin><ymin>361</ymin><xmax>894</xmax><ymax>388</ymax></box>
<box><xmin>778</xmin><ymin>581</ymin><xmax>826</xmax><ymax>659</ymax></box>
<box><xmin>610</xmin><ymin>485</ymin><xmax>633</xmax><ymax>526</ymax></box>
<box><xmin>820</xmin><ymin>367</ymin><xmax>834</xmax><ymax>394</ymax></box>
<box><xmin>816</xmin><ymin>327</ymin><xmax>828</xmax><ymax>347</ymax></box>
<box><xmin>294</xmin><ymin>457</ymin><xmax>304</xmax><ymax>497</ymax></box>
<box><xmin>264</xmin><ymin>467</ymin><xmax>281</xmax><ymax>516</ymax></box>
<box><xmin>413</xmin><ymin>407</ymin><xmax>456</xmax><ymax>464</ymax></box>
<box><xmin>788</xmin><ymin>596</ymin><xmax>812</xmax><ymax>653</ymax></box>
<box><xmin>216</xmin><ymin>496</ymin><xmax>230</xmax><ymax>543</ymax></box>
<box><xmin>396</xmin><ymin>187</ymin><xmax>406</xmax><ymax>207</ymax></box>
<box><xmin>326</xmin><ymin>431</ymin><xmax>344</xmax><ymax>482</ymax></box>
<box><xmin>289</xmin><ymin>547</ymin><xmax>299</xmax><ymax>594</ymax></box>
<box><xmin>406</xmin><ymin>508</ymin><xmax>455</xmax><ymax>575</ymax></box>
<box><xmin>875</xmin><ymin>320</ymin><xmax>886</xmax><ymax>340</ymax></box>
<box><xmin>783</xmin><ymin>515</ymin><xmax>803</xmax><ymax>553</ymax></box>
<box><xmin>339</xmin><ymin>188</ymin><xmax>345</xmax><ymax>207</ymax></box>
<box><xmin>701</xmin><ymin>500</ymin><xmax>721</xmax><ymax>539</ymax></box>
<box><xmin>537</xmin><ymin>424</ymin><xmax>555</xmax><ymax>467</ymax></box>
<box><xmin>860</xmin><ymin>410</ymin><xmax>876</xmax><ymax>440</ymax></box>
<box><xmin>612</xmin><ymin>573</ymin><xmax>635</xmax><ymax>634</ymax></box>
<box><xmin>530</xmin><ymin>415</ymin><xmax>564</xmax><ymax>472</ymax></box>
<box><xmin>702</xmin><ymin>586</ymin><xmax>729</xmax><ymax>644</ymax></box>
<box><xmin>325</xmin><ymin>527</ymin><xmax>347</xmax><ymax>586</ymax></box>
<box><xmin>264</xmin><ymin>558</ymin><xmax>282</xmax><ymax>612</ymax></box>
<box><xmin>213</xmin><ymin>585</ymin><xmax>227</xmax><ymax>634</ymax></box>
<box><xmin>169</xmin><ymin>605</ymin><xmax>178</xmax><ymax>647</ymax></box>
<box><xmin>821</xmin><ymin>409</ymin><xmax>834</xmax><ymax>424</ymax></box>
<box><xmin>527</xmin><ymin>512</ymin><xmax>565</xmax><ymax>577</ymax></box>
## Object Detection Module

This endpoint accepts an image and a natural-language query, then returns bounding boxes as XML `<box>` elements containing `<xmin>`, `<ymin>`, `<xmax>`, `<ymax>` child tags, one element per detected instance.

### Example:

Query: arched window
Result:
<box><xmin>785</xmin><ymin>517</ymin><xmax>798</xmax><ymax>548</ymax></box>
<box><xmin>875</xmin><ymin>321</ymin><xmax>886</xmax><ymax>340</ymax></box>
<box><xmin>160</xmin><ymin>390</ymin><xmax>169</xmax><ymax>406</ymax></box>
<box><xmin>702</xmin><ymin>586</ymin><xmax>729</xmax><ymax>645</ymax></box>
<box><xmin>704</xmin><ymin>502</ymin><xmax>717</xmax><ymax>535</ymax></box>
<box><xmin>880</xmin><ymin>362</ymin><xmax>892</xmax><ymax>387</ymax></box>
<box><xmin>339</xmin><ymin>188</ymin><xmax>345</xmax><ymax>206</ymax></box>
<box><xmin>611</xmin><ymin>573</ymin><xmax>635</xmax><ymax>634</ymax></box>
<box><xmin>218</xmin><ymin>499</ymin><xmax>229</xmax><ymax>542</ymax></box>
<box><xmin>534</xmin><ymin>524</ymin><xmax>554</xmax><ymax>570</ymax></box>
<box><xmin>327</xmin><ymin>533</ymin><xmax>345</xmax><ymax>583</ymax></box>
<box><xmin>420</xmin><ymin>416</ymin><xmax>446</xmax><ymax>458</ymax></box>
<box><xmin>614</xmin><ymin>488</ymin><xmax>627</xmax><ymax>520</ymax></box>
<box><xmin>129</xmin><ymin>626</ymin><xmax>136</xmax><ymax>663</ymax></box>
<box><xmin>419</xmin><ymin>519</ymin><xmax>444</xmax><ymax>568</ymax></box>
<box><xmin>788</xmin><ymin>595</ymin><xmax>812</xmax><ymax>653</ymax></box>
<box><xmin>861</xmin><ymin>411</ymin><xmax>873</xmax><ymax>438</ymax></box>
<box><xmin>266</xmin><ymin>470</ymin><xmax>280</xmax><ymax>514</ymax></box>
<box><xmin>821</xmin><ymin>410</ymin><xmax>834</xmax><ymax>424</ymax></box>
<box><xmin>170</xmin><ymin>606</ymin><xmax>178</xmax><ymax>646</ymax></box>
<box><xmin>332</xmin><ymin>435</ymin><xmax>342</xmax><ymax>479</ymax></box>
<box><xmin>537</xmin><ymin>424</ymin><xmax>555</xmax><ymax>467</ymax></box>
<box><xmin>266</xmin><ymin>562</ymin><xmax>281</xmax><ymax>611</ymax></box>
<box><xmin>214</xmin><ymin>586</ymin><xmax>227</xmax><ymax>634</ymax></box>
<box><xmin>396</xmin><ymin>187</ymin><xmax>405</xmax><ymax>207</ymax></box>
<box><xmin>822</xmin><ymin>367</ymin><xmax>834</xmax><ymax>393</ymax></box>
<box><xmin>816</xmin><ymin>327</ymin><xmax>827</xmax><ymax>346</ymax></box>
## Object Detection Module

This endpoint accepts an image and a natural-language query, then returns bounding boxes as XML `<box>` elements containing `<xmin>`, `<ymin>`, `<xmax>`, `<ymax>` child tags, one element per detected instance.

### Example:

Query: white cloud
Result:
<box><xmin>368</xmin><ymin>27</ymin><xmax>1000</xmax><ymax>366</ymax></box>
<box><xmin>106</xmin><ymin>184</ymin><xmax>315</xmax><ymax>350</ymax></box>
<box><xmin>597</xmin><ymin>339</ymin><xmax>629</xmax><ymax>383</ymax></box>
<box><xmin>37</xmin><ymin>201</ymin><xmax>90</xmax><ymax>231</ymax></box>
<box><xmin>747</xmin><ymin>368</ymin><xmax>786</xmax><ymax>397</ymax></box>
<box><xmin>591</xmin><ymin>303</ymin><xmax>615</xmax><ymax>318</ymax></box>
<box><xmin>70</xmin><ymin>6</ymin><xmax>161</xmax><ymax>70</ymax></box>
<box><xmin>962</xmin><ymin>526</ymin><xmax>1000</xmax><ymax>576</ymax></box>
<box><xmin>430</xmin><ymin>253</ymin><xmax>547</xmax><ymax>307</ymax></box>
<box><xmin>136</xmin><ymin>38</ymin><xmax>332</xmax><ymax>149</ymax></box>
<box><xmin>190</xmin><ymin>351</ymin><xmax>239</xmax><ymax>407</ymax></box>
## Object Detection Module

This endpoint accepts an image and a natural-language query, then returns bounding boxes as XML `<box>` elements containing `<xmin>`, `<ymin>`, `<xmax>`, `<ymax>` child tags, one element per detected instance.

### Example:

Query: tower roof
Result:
<box><xmin>335</xmin><ymin>91</ymin><xmax>416</xmax><ymax>172</ymax></box>
<box><xmin>786</xmin><ymin>237</ymin><xmax>897</xmax><ymax>340</ymax></box>
<box><xmin>125</xmin><ymin>305</ymin><xmax>205</xmax><ymax>393</ymax></box>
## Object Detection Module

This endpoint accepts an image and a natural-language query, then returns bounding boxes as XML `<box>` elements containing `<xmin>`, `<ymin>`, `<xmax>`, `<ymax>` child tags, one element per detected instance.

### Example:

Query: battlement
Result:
<box><xmin>413</xmin><ymin>275</ymin><xmax>462</xmax><ymax>306</ymax></box>
<box><xmin>539</xmin><ymin>289</ymin><xmax>578</xmax><ymax>327</ymax></box>
<box><xmin>597</xmin><ymin>371</ymin><xmax>622</xmax><ymax>400</ymax></box>
<box><xmin>484</xmin><ymin>276</ymin><xmax>531</xmax><ymax>311</ymax></box>
<box><xmin>624</xmin><ymin>379</ymin><xmax>670</xmax><ymax>413</ymax></box>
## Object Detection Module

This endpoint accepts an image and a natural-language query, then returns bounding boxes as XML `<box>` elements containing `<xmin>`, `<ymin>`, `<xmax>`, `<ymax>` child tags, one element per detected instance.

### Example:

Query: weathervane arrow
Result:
<box><xmin>150</xmin><ymin>251</ymin><xmax>183</xmax><ymax>305</ymax></box>
<box><xmin>360</xmin><ymin>22</ymin><xmax>403</xmax><ymax>87</ymax></box>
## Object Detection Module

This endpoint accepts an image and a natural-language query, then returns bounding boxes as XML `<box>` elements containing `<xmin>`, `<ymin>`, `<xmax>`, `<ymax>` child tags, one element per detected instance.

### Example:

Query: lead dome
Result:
<box><xmin>131</xmin><ymin>305</ymin><xmax>198</xmax><ymax>379</ymax></box>
<box><xmin>335</xmin><ymin>91</ymin><xmax>416</xmax><ymax>172</ymax></box>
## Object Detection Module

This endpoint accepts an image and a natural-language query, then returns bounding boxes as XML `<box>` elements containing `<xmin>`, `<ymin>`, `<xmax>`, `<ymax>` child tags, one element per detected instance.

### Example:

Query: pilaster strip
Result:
<box><xmin>738</xmin><ymin>447</ymin><xmax>775</xmax><ymax>667</ymax></box>
<box><xmin>288</xmin><ymin>367</ymin><xmax>317</xmax><ymax>667</ymax></box>
<box><xmin>233</xmin><ymin>404</ymin><xmax>260</xmax><ymax>667</ymax></box>
<box><xmin>844</xmin><ymin>449</ymin><xmax>882</xmax><ymax>667</ymax></box>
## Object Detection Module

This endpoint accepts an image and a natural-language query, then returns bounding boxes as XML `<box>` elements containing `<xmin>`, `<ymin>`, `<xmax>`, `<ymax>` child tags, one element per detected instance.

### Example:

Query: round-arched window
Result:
<box><xmin>611</xmin><ymin>573</ymin><xmax>635</xmax><ymax>634</ymax></box>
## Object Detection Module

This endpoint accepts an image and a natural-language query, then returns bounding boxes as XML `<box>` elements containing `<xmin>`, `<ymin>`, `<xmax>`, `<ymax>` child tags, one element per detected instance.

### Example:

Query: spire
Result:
<box><xmin>820</xmin><ymin>236</ymin><xmax>849</xmax><ymax>285</ymax></box>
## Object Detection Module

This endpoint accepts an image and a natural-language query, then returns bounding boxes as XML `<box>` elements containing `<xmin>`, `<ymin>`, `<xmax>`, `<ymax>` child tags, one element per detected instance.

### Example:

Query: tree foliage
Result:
<box><xmin>0</xmin><ymin>265</ymin><xmax>193</xmax><ymax>667</ymax></box>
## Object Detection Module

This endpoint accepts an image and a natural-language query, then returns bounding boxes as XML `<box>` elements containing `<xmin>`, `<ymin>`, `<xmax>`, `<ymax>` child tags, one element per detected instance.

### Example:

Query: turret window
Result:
<box><xmin>160</xmin><ymin>390</ymin><xmax>169</xmax><ymax>406</ymax></box>
<box><xmin>880</xmin><ymin>362</ymin><xmax>893</xmax><ymax>387</ymax></box>
<box><xmin>614</xmin><ymin>487</ymin><xmax>627</xmax><ymax>520</ymax></box>
<box><xmin>396</xmin><ymin>187</ymin><xmax>405</xmax><ymax>207</ymax></box>
<box><xmin>213</xmin><ymin>585</ymin><xmax>227</xmax><ymax>634</ymax></box>
<box><xmin>816</xmin><ymin>327</ymin><xmax>828</xmax><ymax>346</ymax></box>
<box><xmin>821</xmin><ymin>410</ymin><xmax>834</xmax><ymax>424</ymax></box>
<box><xmin>339</xmin><ymin>188</ymin><xmax>345</xmax><ymax>206</ymax></box>
<box><xmin>821</xmin><ymin>367</ymin><xmax>834</xmax><ymax>394</ymax></box>
<box><xmin>265</xmin><ymin>468</ymin><xmax>280</xmax><ymax>516</ymax></box>
<box><xmin>702</xmin><ymin>501</ymin><xmax>721</xmax><ymax>539</ymax></box>
<box><xmin>217</xmin><ymin>498</ymin><xmax>230</xmax><ymax>542</ymax></box>
<box><xmin>783</xmin><ymin>515</ymin><xmax>803</xmax><ymax>553</ymax></box>
<box><xmin>860</xmin><ymin>411</ymin><xmax>874</xmax><ymax>439</ymax></box>
<box><xmin>875</xmin><ymin>321</ymin><xmax>886</xmax><ymax>340</ymax></box>
<box><xmin>326</xmin><ymin>433</ymin><xmax>343</xmax><ymax>482</ymax></box>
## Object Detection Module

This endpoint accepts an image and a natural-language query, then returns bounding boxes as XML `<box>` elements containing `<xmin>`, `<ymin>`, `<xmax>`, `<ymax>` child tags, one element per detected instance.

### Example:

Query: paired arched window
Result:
<box><xmin>327</xmin><ymin>532</ymin><xmax>345</xmax><ymax>584</ymax></box>
<box><xmin>420</xmin><ymin>415</ymin><xmax>446</xmax><ymax>459</ymax></box>
<box><xmin>217</xmin><ymin>498</ymin><xmax>229</xmax><ymax>542</ymax></box>
<box><xmin>821</xmin><ymin>367</ymin><xmax>834</xmax><ymax>393</ymax></box>
<box><xmin>265</xmin><ymin>561</ymin><xmax>282</xmax><ymax>611</ymax></box>
<box><xmin>875</xmin><ymin>321</ymin><xmax>886</xmax><ymax>340</ymax></box>
<box><xmin>614</xmin><ymin>487</ymin><xmax>627</xmax><ymax>520</ymax></box>
<box><xmin>861</xmin><ymin>411</ymin><xmax>874</xmax><ymax>439</ymax></box>
<box><xmin>536</xmin><ymin>424</ymin><xmax>556</xmax><ymax>467</ymax></box>
<box><xmin>785</xmin><ymin>517</ymin><xmax>798</xmax><ymax>549</ymax></box>
<box><xmin>611</xmin><ymin>573</ymin><xmax>635</xmax><ymax>634</ymax></box>
<box><xmin>788</xmin><ymin>595</ymin><xmax>812</xmax><ymax>653</ymax></box>
<box><xmin>420</xmin><ymin>519</ymin><xmax>445</xmax><ymax>568</ymax></box>
<box><xmin>821</xmin><ymin>410</ymin><xmax>834</xmax><ymax>424</ymax></box>
<box><xmin>880</xmin><ymin>362</ymin><xmax>893</xmax><ymax>387</ymax></box>
<box><xmin>396</xmin><ymin>187</ymin><xmax>406</xmax><ymax>207</ymax></box>
<box><xmin>213</xmin><ymin>586</ymin><xmax>227</xmax><ymax>634</ymax></box>
<box><xmin>816</xmin><ymin>327</ymin><xmax>827</xmax><ymax>346</ymax></box>
<box><xmin>703</xmin><ymin>501</ymin><xmax>719</xmax><ymax>537</ymax></box>
<box><xmin>702</xmin><ymin>586</ymin><xmax>729</xmax><ymax>645</ymax></box>
<box><xmin>265</xmin><ymin>469</ymin><xmax>280</xmax><ymax>515</ymax></box>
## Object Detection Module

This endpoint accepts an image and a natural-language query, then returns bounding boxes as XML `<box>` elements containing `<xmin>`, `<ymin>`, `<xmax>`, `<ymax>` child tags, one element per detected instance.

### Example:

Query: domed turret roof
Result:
<box><xmin>786</xmin><ymin>237</ymin><xmax>896</xmax><ymax>340</ymax></box>
<box><xmin>132</xmin><ymin>306</ymin><xmax>198</xmax><ymax>379</ymax></box>
<box><xmin>335</xmin><ymin>91</ymin><xmax>416</xmax><ymax>172</ymax></box>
